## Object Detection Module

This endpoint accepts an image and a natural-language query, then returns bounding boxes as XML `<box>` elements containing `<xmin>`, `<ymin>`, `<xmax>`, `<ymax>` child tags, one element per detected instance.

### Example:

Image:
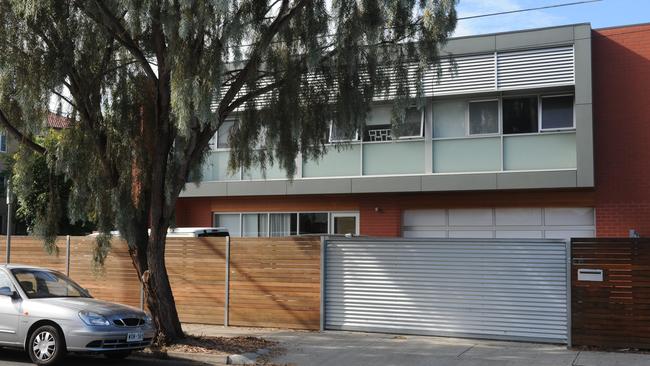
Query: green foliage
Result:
<box><xmin>0</xmin><ymin>1</ymin><xmax>457</xmax><ymax>245</ymax></box>
<box><xmin>10</xmin><ymin>132</ymin><xmax>95</xmax><ymax>252</ymax></box>
<box><xmin>0</xmin><ymin>0</ymin><xmax>456</xmax><ymax>338</ymax></box>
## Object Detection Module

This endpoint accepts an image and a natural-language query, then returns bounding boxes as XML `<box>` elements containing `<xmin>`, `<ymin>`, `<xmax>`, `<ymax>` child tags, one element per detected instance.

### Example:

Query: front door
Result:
<box><xmin>331</xmin><ymin>213</ymin><xmax>359</xmax><ymax>235</ymax></box>
<box><xmin>0</xmin><ymin>270</ymin><xmax>21</xmax><ymax>345</ymax></box>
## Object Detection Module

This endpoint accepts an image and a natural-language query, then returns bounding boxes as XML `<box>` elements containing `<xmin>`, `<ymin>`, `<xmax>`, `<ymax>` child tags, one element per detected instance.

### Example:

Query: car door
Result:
<box><xmin>0</xmin><ymin>270</ymin><xmax>21</xmax><ymax>345</ymax></box>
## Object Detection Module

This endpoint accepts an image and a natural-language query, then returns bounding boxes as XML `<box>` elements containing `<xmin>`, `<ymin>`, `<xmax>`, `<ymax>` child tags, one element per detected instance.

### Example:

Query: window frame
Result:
<box><xmin>362</xmin><ymin>105</ymin><xmax>425</xmax><ymax>142</ymax></box>
<box><xmin>213</xmin><ymin>212</ymin><xmax>243</xmax><ymax>236</ymax></box>
<box><xmin>330</xmin><ymin>212</ymin><xmax>360</xmax><ymax>236</ymax></box>
<box><xmin>212</xmin><ymin>210</ymin><xmax>361</xmax><ymax>237</ymax></box>
<box><xmin>501</xmin><ymin>94</ymin><xmax>542</xmax><ymax>135</ymax></box>
<box><xmin>297</xmin><ymin>212</ymin><xmax>330</xmax><ymax>235</ymax></box>
<box><xmin>211</xmin><ymin>118</ymin><xmax>238</xmax><ymax>151</ymax></box>
<box><xmin>395</xmin><ymin>106</ymin><xmax>425</xmax><ymax>140</ymax></box>
<box><xmin>329</xmin><ymin>122</ymin><xmax>360</xmax><ymax>143</ymax></box>
<box><xmin>539</xmin><ymin>94</ymin><xmax>576</xmax><ymax>132</ymax></box>
<box><xmin>466</xmin><ymin>98</ymin><xmax>501</xmax><ymax>137</ymax></box>
<box><xmin>241</xmin><ymin>212</ymin><xmax>270</xmax><ymax>238</ymax></box>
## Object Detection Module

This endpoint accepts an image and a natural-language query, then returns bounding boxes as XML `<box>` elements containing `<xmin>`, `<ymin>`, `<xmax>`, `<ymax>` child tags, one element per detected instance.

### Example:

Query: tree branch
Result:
<box><xmin>217</xmin><ymin>0</ymin><xmax>308</xmax><ymax>121</ymax></box>
<box><xmin>222</xmin><ymin>80</ymin><xmax>284</xmax><ymax>117</ymax></box>
<box><xmin>51</xmin><ymin>90</ymin><xmax>78</xmax><ymax>110</ymax></box>
<box><xmin>0</xmin><ymin>109</ymin><xmax>46</xmax><ymax>154</ymax></box>
<box><xmin>100</xmin><ymin>59</ymin><xmax>139</xmax><ymax>77</ymax></box>
<box><xmin>75</xmin><ymin>1</ymin><xmax>158</xmax><ymax>82</ymax></box>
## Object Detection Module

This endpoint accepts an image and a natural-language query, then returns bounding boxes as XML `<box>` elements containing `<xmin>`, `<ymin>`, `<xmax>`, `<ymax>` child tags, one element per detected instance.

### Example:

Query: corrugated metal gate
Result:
<box><xmin>323</xmin><ymin>238</ymin><xmax>570</xmax><ymax>344</ymax></box>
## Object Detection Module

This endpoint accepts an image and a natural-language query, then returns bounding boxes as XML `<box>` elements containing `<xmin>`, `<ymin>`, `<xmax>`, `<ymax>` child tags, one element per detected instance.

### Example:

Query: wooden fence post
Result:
<box><xmin>139</xmin><ymin>283</ymin><xmax>144</xmax><ymax>311</ymax></box>
<box><xmin>65</xmin><ymin>235</ymin><xmax>71</xmax><ymax>276</ymax></box>
<box><xmin>225</xmin><ymin>236</ymin><xmax>230</xmax><ymax>327</ymax></box>
<box><xmin>320</xmin><ymin>236</ymin><xmax>326</xmax><ymax>332</ymax></box>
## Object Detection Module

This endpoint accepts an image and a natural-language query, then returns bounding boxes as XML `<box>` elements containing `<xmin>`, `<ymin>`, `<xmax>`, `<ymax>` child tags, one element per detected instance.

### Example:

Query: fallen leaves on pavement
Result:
<box><xmin>157</xmin><ymin>335</ymin><xmax>279</xmax><ymax>355</ymax></box>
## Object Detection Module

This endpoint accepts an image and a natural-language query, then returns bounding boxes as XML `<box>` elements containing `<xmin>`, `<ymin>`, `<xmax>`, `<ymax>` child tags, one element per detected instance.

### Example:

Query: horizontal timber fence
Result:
<box><xmin>0</xmin><ymin>236</ymin><xmax>321</xmax><ymax>330</ymax></box>
<box><xmin>572</xmin><ymin>238</ymin><xmax>650</xmax><ymax>349</ymax></box>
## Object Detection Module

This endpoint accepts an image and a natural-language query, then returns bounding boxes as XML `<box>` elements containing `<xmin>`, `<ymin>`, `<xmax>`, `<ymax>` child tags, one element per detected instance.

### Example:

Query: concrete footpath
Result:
<box><xmin>184</xmin><ymin>324</ymin><xmax>650</xmax><ymax>366</ymax></box>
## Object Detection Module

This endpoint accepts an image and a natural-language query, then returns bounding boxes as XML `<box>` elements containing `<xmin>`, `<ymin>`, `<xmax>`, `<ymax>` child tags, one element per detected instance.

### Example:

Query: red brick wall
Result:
<box><xmin>175</xmin><ymin>198</ymin><xmax>213</xmax><ymax>227</ymax></box>
<box><xmin>359</xmin><ymin>196</ymin><xmax>402</xmax><ymax>237</ymax></box>
<box><xmin>593</xmin><ymin>25</ymin><xmax>650</xmax><ymax>236</ymax></box>
<box><xmin>176</xmin><ymin>190</ymin><xmax>594</xmax><ymax>237</ymax></box>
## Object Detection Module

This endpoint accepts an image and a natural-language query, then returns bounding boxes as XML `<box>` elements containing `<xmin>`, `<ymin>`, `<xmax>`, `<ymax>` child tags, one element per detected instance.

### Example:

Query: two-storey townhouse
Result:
<box><xmin>175</xmin><ymin>22</ymin><xmax>647</xmax><ymax>241</ymax></box>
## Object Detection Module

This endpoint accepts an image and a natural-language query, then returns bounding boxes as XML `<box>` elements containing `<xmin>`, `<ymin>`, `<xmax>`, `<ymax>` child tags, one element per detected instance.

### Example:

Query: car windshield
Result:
<box><xmin>11</xmin><ymin>268</ymin><xmax>90</xmax><ymax>299</ymax></box>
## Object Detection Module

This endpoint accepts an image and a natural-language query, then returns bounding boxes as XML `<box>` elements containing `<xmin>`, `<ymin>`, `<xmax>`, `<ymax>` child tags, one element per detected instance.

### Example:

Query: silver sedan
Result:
<box><xmin>0</xmin><ymin>265</ymin><xmax>155</xmax><ymax>365</ymax></box>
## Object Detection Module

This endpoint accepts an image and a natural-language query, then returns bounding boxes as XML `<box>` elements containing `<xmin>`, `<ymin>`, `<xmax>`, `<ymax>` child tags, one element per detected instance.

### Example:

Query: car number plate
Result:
<box><xmin>127</xmin><ymin>332</ymin><xmax>144</xmax><ymax>342</ymax></box>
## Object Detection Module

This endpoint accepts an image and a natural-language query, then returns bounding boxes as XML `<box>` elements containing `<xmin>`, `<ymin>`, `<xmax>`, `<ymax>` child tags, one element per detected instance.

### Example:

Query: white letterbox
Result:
<box><xmin>577</xmin><ymin>268</ymin><xmax>604</xmax><ymax>282</ymax></box>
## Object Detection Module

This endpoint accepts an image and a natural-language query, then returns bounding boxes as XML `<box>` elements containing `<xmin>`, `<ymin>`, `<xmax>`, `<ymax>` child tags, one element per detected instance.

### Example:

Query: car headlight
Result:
<box><xmin>79</xmin><ymin>310</ymin><xmax>110</xmax><ymax>326</ymax></box>
<box><xmin>143</xmin><ymin>313</ymin><xmax>153</xmax><ymax>325</ymax></box>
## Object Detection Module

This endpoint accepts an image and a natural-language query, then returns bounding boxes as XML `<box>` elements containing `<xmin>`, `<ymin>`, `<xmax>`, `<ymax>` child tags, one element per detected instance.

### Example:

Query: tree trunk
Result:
<box><xmin>146</xmin><ymin>232</ymin><xmax>184</xmax><ymax>344</ymax></box>
<box><xmin>126</xmin><ymin>194</ymin><xmax>183</xmax><ymax>344</ymax></box>
<box><xmin>128</xmin><ymin>231</ymin><xmax>184</xmax><ymax>345</ymax></box>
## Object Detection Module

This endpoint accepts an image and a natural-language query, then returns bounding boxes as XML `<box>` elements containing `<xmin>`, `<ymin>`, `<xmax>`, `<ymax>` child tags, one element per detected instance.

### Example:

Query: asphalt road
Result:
<box><xmin>0</xmin><ymin>348</ymin><xmax>215</xmax><ymax>365</ymax></box>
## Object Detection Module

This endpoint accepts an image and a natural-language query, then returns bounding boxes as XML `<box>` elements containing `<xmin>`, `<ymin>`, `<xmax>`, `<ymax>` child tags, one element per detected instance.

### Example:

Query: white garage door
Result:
<box><xmin>402</xmin><ymin>207</ymin><xmax>595</xmax><ymax>240</ymax></box>
<box><xmin>324</xmin><ymin>237</ymin><xmax>569</xmax><ymax>343</ymax></box>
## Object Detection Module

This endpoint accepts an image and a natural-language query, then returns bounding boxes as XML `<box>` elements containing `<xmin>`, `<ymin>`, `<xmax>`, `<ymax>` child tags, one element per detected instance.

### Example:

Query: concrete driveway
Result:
<box><xmin>185</xmin><ymin>324</ymin><xmax>650</xmax><ymax>366</ymax></box>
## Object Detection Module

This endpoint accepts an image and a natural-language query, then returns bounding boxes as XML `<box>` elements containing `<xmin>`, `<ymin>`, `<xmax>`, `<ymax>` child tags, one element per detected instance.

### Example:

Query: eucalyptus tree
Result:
<box><xmin>0</xmin><ymin>0</ymin><xmax>457</xmax><ymax>343</ymax></box>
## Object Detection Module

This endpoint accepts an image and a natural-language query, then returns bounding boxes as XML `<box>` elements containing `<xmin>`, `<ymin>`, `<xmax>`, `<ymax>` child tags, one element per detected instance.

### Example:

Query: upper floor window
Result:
<box><xmin>210</xmin><ymin>119</ymin><xmax>236</xmax><ymax>150</ymax></box>
<box><xmin>434</xmin><ymin>94</ymin><xmax>575</xmax><ymax>138</ymax></box>
<box><xmin>329</xmin><ymin>122</ymin><xmax>359</xmax><ymax>143</ymax></box>
<box><xmin>363</xmin><ymin>105</ymin><xmax>423</xmax><ymax>142</ymax></box>
<box><xmin>503</xmin><ymin>96</ymin><xmax>538</xmax><ymax>134</ymax></box>
<box><xmin>468</xmin><ymin>100</ymin><xmax>499</xmax><ymax>135</ymax></box>
<box><xmin>0</xmin><ymin>133</ymin><xmax>7</xmax><ymax>153</ymax></box>
<box><xmin>393</xmin><ymin>107</ymin><xmax>424</xmax><ymax>139</ymax></box>
<box><xmin>541</xmin><ymin>95</ymin><xmax>574</xmax><ymax>130</ymax></box>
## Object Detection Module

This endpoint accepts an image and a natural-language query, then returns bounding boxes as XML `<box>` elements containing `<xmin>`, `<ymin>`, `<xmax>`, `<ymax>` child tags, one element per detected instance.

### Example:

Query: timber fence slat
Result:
<box><xmin>0</xmin><ymin>235</ymin><xmax>321</xmax><ymax>330</ymax></box>
<box><xmin>228</xmin><ymin>237</ymin><xmax>321</xmax><ymax>330</ymax></box>
<box><xmin>572</xmin><ymin>238</ymin><xmax>650</xmax><ymax>349</ymax></box>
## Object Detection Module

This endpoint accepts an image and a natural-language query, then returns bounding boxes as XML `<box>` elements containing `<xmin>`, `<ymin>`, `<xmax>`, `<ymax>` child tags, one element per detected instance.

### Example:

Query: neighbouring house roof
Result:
<box><xmin>46</xmin><ymin>112</ymin><xmax>71</xmax><ymax>129</ymax></box>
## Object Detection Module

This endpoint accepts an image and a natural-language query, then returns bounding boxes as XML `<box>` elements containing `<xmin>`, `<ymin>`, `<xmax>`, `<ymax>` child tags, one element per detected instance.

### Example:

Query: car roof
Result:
<box><xmin>0</xmin><ymin>264</ymin><xmax>52</xmax><ymax>271</ymax></box>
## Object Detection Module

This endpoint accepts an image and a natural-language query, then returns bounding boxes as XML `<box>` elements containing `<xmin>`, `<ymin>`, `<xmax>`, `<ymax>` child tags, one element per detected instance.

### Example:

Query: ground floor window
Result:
<box><xmin>270</xmin><ymin>213</ymin><xmax>297</xmax><ymax>237</ymax></box>
<box><xmin>213</xmin><ymin>214</ymin><xmax>240</xmax><ymax>236</ymax></box>
<box><xmin>242</xmin><ymin>213</ymin><xmax>268</xmax><ymax>237</ymax></box>
<box><xmin>213</xmin><ymin>211</ymin><xmax>359</xmax><ymax>237</ymax></box>
<box><xmin>298</xmin><ymin>213</ymin><xmax>329</xmax><ymax>235</ymax></box>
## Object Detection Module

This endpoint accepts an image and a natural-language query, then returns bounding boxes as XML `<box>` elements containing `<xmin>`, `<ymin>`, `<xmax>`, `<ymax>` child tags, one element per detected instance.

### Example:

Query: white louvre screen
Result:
<box><xmin>497</xmin><ymin>46</ymin><xmax>575</xmax><ymax>89</ymax></box>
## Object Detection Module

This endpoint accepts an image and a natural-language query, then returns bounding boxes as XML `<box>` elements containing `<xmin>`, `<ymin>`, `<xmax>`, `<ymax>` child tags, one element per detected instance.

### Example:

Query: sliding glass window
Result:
<box><xmin>214</xmin><ymin>213</ymin><xmax>241</xmax><ymax>237</ymax></box>
<box><xmin>298</xmin><ymin>213</ymin><xmax>329</xmax><ymax>235</ymax></box>
<box><xmin>242</xmin><ymin>214</ymin><xmax>269</xmax><ymax>237</ymax></box>
<box><xmin>270</xmin><ymin>213</ymin><xmax>297</xmax><ymax>237</ymax></box>
<box><xmin>541</xmin><ymin>95</ymin><xmax>574</xmax><ymax>130</ymax></box>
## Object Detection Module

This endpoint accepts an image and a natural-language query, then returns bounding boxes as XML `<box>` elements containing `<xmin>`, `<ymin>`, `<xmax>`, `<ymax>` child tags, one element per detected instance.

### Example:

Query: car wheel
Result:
<box><xmin>28</xmin><ymin>325</ymin><xmax>66</xmax><ymax>365</ymax></box>
<box><xmin>105</xmin><ymin>350</ymin><xmax>132</xmax><ymax>359</ymax></box>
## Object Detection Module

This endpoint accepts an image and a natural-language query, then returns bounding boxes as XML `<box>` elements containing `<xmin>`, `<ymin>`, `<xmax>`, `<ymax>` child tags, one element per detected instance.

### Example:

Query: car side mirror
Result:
<box><xmin>0</xmin><ymin>287</ymin><xmax>17</xmax><ymax>298</ymax></box>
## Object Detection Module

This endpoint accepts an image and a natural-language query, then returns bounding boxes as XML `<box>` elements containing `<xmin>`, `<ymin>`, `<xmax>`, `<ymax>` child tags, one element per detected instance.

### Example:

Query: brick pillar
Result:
<box><xmin>593</xmin><ymin>26</ymin><xmax>650</xmax><ymax>237</ymax></box>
